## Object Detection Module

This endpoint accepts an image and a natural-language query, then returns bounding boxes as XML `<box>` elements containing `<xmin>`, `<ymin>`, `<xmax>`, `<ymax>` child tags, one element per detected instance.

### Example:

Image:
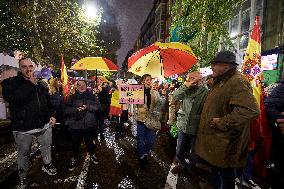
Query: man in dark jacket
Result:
<box><xmin>1</xmin><ymin>58</ymin><xmax>57</xmax><ymax>189</ymax></box>
<box><xmin>97</xmin><ymin>82</ymin><xmax>112</xmax><ymax>139</ymax></box>
<box><xmin>265</xmin><ymin>79</ymin><xmax>284</xmax><ymax>187</ymax></box>
<box><xmin>195</xmin><ymin>51</ymin><xmax>259</xmax><ymax>189</ymax></box>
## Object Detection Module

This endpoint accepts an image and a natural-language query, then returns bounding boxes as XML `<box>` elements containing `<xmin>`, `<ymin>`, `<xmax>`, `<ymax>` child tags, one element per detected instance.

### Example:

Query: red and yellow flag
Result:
<box><xmin>61</xmin><ymin>55</ymin><xmax>70</xmax><ymax>101</ymax></box>
<box><xmin>241</xmin><ymin>16</ymin><xmax>271</xmax><ymax>178</ymax></box>
<box><xmin>109</xmin><ymin>90</ymin><xmax>122</xmax><ymax>116</ymax></box>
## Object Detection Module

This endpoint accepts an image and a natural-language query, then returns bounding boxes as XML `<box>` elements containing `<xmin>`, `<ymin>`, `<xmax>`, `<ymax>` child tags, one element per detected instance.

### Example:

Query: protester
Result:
<box><xmin>1</xmin><ymin>58</ymin><xmax>57</xmax><ymax>189</ymax></box>
<box><xmin>65</xmin><ymin>80</ymin><xmax>101</xmax><ymax>171</ymax></box>
<box><xmin>170</xmin><ymin>71</ymin><xmax>208</xmax><ymax>174</ymax></box>
<box><xmin>135</xmin><ymin>74</ymin><xmax>164</xmax><ymax>169</ymax></box>
<box><xmin>49</xmin><ymin>78</ymin><xmax>66</xmax><ymax>151</ymax></box>
<box><xmin>97</xmin><ymin>82</ymin><xmax>112</xmax><ymax>139</ymax></box>
<box><xmin>195</xmin><ymin>51</ymin><xmax>260</xmax><ymax>189</ymax></box>
<box><xmin>14</xmin><ymin>50</ymin><xmax>24</xmax><ymax>61</ymax></box>
<box><xmin>265</xmin><ymin>79</ymin><xmax>284</xmax><ymax>187</ymax></box>
<box><xmin>159</xmin><ymin>82</ymin><xmax>170</xmax><ymax>133</ymax></box>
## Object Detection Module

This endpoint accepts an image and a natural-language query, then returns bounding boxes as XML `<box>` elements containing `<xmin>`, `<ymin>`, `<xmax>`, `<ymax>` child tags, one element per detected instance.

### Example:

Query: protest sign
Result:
<box><xmin>119</xmin><ymin>84</ymin><xmax>144</xmax><ymax>104</ymax></box>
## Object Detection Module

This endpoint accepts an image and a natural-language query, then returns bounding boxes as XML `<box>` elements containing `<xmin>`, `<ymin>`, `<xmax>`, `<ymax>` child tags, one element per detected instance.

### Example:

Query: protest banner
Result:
<box><xmin>119</xmin><ymin>84</ymin><xmax>144</xmax><ymax>104</ymax></box>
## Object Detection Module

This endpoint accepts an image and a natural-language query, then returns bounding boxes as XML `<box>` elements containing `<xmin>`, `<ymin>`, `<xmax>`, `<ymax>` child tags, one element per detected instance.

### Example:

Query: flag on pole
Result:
<box><xmin>61</xmin><ymin>55</ymin><xmax>70</xmax><ymax>101</ymax></box>
<box><xmin>109</xmin><ymin>89</ymin><xmax>122</xmax><ymax>117</ymax></box>
<box><xmin>241</xmin><ymin>16</ymin><xmax>271</xmax><ymax>178</ymax></box>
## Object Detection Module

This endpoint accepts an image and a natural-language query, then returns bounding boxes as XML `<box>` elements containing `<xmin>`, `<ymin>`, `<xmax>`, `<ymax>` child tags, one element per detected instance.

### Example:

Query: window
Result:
<box><xmin>241</xmin><ymin>9</ymin><xmax>250</xmax><ymax>33</ymax></box>
<box><xmin>230</xmin><ymin>15</ymin><xmax>239</xmax><ymax>37</ymax></box>
<box><xmin>242</xmin><ymin>0</ymin><xmax>251</xmax><ymax>11</ymax></box>
<box><xmin>240</xmin><ymin>34</ymin><xmax>249</xmax><ymax>49</ymax></box>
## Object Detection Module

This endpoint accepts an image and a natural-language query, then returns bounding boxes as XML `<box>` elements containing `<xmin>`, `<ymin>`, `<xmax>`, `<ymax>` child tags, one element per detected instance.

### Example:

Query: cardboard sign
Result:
<box><xmin>119</xmin><ymin>84</ymin><xmax>144</xmax><ymax>104</ymax></box>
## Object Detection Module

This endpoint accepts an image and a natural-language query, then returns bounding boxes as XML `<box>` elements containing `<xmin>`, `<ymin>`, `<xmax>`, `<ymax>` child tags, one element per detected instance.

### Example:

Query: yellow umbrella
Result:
<box><xmin>70</xmin><ymin>57</ymin><xmax>119</xmax><ymax>81</ymax></box>
<box><xmin>71</xmin><ymin>57</ymin><xmax>119</xmax><ymax>71</ymax></box>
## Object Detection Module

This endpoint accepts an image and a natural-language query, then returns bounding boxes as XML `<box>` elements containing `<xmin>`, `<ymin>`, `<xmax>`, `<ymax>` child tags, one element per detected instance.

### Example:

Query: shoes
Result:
<box><xmin>90</xmin><ymin>154</ymin><xmax>99</xmax><ymax>164</ymax></box>
<box><xmin>235</xmin><ymin>178</ymin><xmax>258</xmax><ymax>188</ymax></box>
<box><xmin>16</xmin><ymin>177</ymin><xmax>28</xmax><ymax>189</ymax></box>
<box><xmin>100</xmin><ymin>133</ymin><xmax>105</xmax><ymax>140</ymax></box>
<box><xmin>171</xmin><ymin>165</ymin><xmax>184</xmax><ymax>174</ymax></box>
<box><xmin>243</xmin><ymin>179</ymin><xmax>258</xmax><ymax>187</ymax></box>
<box><xmin>138</xmin><ymin>155</ymin><xmax>148</xmax><ymax>169</ymax></box>
<box><xmin>69</xmin><ymin>158</ymin><xmax>77</xmax><ymax>171</ymax></box>
<box><xmin>115</xmin><ymin>132</ymin><xmax>120</xmax><ymax>140</ymax></box>
<box><xmin>42</xmin><ymin>162</ymin><xmax>57</xmax><ymax>175</ymax></box>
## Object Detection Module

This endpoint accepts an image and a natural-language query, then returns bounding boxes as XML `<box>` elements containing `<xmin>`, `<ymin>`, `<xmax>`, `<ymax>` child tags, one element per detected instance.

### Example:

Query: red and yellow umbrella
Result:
<box><xmin>71</xmin><ymin>57</ymin><xmax>119</xmax><ymax>71</ymax></box>
<box><xmin>70</xmin><ymin>57</ymin><xmax>119</xmax><ymax>81</ymax></box>
<box><xmin>128</xmin><ymin>42</ymin><xmax>198</xmax><ymax>77</ymax></box>
<box><xmin>90</xmin><ymin>76</ymin><xmax>109</xmax><ymax>83</ymax></box>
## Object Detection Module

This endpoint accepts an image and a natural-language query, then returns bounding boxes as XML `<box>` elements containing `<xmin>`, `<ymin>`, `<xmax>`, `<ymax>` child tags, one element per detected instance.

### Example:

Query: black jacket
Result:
<box><xmin>265</xmin><ymin>80</ymin><xmax>284</xmax><ymax>122</ymax></box>
<box><xmin>50</xmin><ymin>92</ymin><xmax>64</xmax><ymax>124</ymax></box>
<box><xmin>65</xmin><ymin>91</ymin><xmax>100</xmax><ymax>130</ymax></box>
<box><xmin>1</xmin><ymin>73</ymin><xmax>52</xmax><ymax>132</ymax></box>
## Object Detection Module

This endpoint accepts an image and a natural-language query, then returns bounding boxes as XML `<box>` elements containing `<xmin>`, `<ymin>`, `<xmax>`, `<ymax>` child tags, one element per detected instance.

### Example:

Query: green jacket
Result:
<box><xmin>195</xmin><ymin>70</ymin><xmax>260</xmax><ymax>168</ymax></box>
<box><xmin>173</xmin><ymin>85</ymin><xmax>209</xmax><ymax>135</ymax></box>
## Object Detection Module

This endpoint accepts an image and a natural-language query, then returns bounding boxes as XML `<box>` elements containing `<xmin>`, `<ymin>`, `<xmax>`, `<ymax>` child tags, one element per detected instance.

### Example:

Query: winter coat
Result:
<box><xmin>1</xmin><ymin>73</ymin><xmax>52</xmax><ymax>132</ymax></box>
<box><xmin>173</xmin><ymin>85</ymin><xmax>208</xmax><ymax>135</ymax></box>
<box><xmin>195</xmin><ymin>70</ymin><xmax>260</xmax><ymax>168</ymax></box>
<box><xmin>50</xmin><ymin>92</ymin><xmax>64</xmax><ymax>124</ymax></box>
<box><xmin>265</xmin><ymin>80</ymin><xmax>284</xmax><ymax>122</ymax></box>
<box><xmin>65</xmin><ymin>91</ymin><xmax>100</xmax><ymax>130</ymax></box>
<box><xmin>167</xmin><ymin>91</ymin><xmax>180</xmax><ymax>125</ymax></box>
<box><xmin>136</xmin><ymin>89</ymin><xmax>164</xmax><ymax>123</ymax></box>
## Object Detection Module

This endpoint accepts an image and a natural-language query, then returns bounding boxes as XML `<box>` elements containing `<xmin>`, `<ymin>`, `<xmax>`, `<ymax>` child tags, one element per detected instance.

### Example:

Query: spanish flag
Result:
<box><xmin>109</xmin><ymin>89</ymin><xmax>122</xmax><ymax>116</ymax></box>
<box><xmin>241</xmin><ymin>16</ymin><xmax>271</xmax><ymax>178</ymax></box>
<box><xmin>61</xmin><ymin>55</ymin><xmax>70</xmax><ymax>101</ymax></box>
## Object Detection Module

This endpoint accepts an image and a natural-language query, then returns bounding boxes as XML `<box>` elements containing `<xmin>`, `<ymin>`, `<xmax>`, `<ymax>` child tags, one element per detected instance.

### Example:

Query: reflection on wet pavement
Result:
<box><xmin>104</xmin><ymin>128</ymin><xmax>125</xmax><ymax>163</ymax></box>
<box><xmin>1</xmin><ymin>124</ymin><xmax>182</xmax><ymax>189</ymax></box>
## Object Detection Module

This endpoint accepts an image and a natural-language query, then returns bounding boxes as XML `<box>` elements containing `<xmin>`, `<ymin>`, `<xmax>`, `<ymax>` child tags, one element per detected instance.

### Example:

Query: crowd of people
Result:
<box><xmin>0</xmin><ymin>50</ymin><xmax>284</xmax><ymax>189</ymax></box>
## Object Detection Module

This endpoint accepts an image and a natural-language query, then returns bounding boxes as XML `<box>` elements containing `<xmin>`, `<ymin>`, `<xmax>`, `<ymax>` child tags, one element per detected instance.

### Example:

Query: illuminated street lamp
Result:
<box><xmin>86</xmin><ymin>4</ymin><xmax>97</xmax><ymax>19</ymax></box>
<box><xmin>82</xmin><ymin>1</ymin><xmax>98</xmax><ymax>20</ymax></box>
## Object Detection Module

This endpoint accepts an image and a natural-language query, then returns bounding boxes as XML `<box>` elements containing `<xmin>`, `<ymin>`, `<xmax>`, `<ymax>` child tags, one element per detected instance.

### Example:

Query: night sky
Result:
<box><xmin>106</xmin><ymin>0</ymin><xmax>154</xmax><ymax>66</ymax></box>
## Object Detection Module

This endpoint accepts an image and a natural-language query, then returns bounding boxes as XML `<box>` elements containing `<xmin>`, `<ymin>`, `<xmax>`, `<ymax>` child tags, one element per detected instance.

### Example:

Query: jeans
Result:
<box><xmin>69</xmin><ymin>127</ymin><xmax>96</xmax><ymax>158</ymax></box>
<box><xmin>136</xmin><ymin>122</ymin><xmax>156</xmax><ymax>158</ymax></box>
<box><xmin>176</xmin><ymin>131</ymin><xmax>196</xmax><ymax>166</ymax></box>
<box><xmin>13</xmin><ymin>124</ymin><xmax>52</xmax><ymax>178</ymax></box>
<box><xmin>210</xmin><ymin>166</ymin><xmax>243</xmax><ymax>189</ymax></box>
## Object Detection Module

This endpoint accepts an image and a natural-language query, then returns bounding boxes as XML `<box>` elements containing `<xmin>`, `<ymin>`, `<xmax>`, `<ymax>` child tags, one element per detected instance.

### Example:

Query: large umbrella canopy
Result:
<box><xmin>128</xmin><ymin>42</ymin><xmax>198</xmax><ymax>77</ymax></box>
<box><xmin>90</xmin><ymin>75</ymin><xmax>109</xmax><ymax>83</ymax></box>
<box><xmin>71</xmin><ymin>57</ymin><xmax>119</xmax><ymax>71</ymax></box>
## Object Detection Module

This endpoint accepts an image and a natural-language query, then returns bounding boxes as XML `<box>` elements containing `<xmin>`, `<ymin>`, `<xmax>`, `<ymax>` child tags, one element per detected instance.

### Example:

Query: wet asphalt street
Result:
<box><xmin>0</xmin><ymin>124</ymin><xmax>199</xmax><ymax>189</ymax></box>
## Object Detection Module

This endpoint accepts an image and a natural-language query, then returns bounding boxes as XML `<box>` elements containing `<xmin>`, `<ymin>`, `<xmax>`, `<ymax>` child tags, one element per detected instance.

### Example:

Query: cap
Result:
<box><xmin>210</xmin><ymin>51</ymin><xmax>238</xmax><ymax>65</ymax></box>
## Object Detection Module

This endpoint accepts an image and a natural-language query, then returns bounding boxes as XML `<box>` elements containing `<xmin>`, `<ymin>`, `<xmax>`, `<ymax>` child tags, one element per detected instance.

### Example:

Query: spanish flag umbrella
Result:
<box><xmin>70</xmin><ymin>57</ymin><xmax>119</xmax><ymax>82</ymax></box>
<box><xmin>71</xmin><ymin>57</ymin><xmax>119</xmax><ymax>71</ymax></box>
<box><xmin>128</xmin><ymin>42</ymin><xmax>198</xmax><ymax>78</ymax></box>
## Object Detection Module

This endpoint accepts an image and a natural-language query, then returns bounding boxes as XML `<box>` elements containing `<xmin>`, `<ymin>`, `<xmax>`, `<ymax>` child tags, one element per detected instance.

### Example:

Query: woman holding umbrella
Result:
<box><xmin>135</xmin><ymin>74</ymin><xmax>164</xmax><ymax>169</ymax></box>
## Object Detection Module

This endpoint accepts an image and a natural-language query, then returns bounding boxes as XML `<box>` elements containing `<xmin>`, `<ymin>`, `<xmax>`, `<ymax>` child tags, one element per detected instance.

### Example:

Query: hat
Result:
<box><xmin>210</xmin><ymin>51</ymin><xmax>238</xmax><ymax>65</ymax></box>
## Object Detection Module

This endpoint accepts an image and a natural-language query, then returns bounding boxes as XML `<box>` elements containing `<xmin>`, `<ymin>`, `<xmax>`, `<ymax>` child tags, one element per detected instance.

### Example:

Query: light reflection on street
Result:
<box><xmin>118</xmin><ymin>176</ymin><xmax>135</xmax><ymax>189</ymax></box>
<box><xmin>104</xmin><ymin>127</ymin><xmax>125</xmax><ymax>163</ymax></box>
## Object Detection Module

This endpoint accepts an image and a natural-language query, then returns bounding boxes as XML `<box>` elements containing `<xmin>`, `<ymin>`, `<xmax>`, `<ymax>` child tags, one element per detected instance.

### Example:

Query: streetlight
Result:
<box><xmin>83</xmin><ymin>1</ymin><xmax>97</xmax><ymax>20</ymax></box>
